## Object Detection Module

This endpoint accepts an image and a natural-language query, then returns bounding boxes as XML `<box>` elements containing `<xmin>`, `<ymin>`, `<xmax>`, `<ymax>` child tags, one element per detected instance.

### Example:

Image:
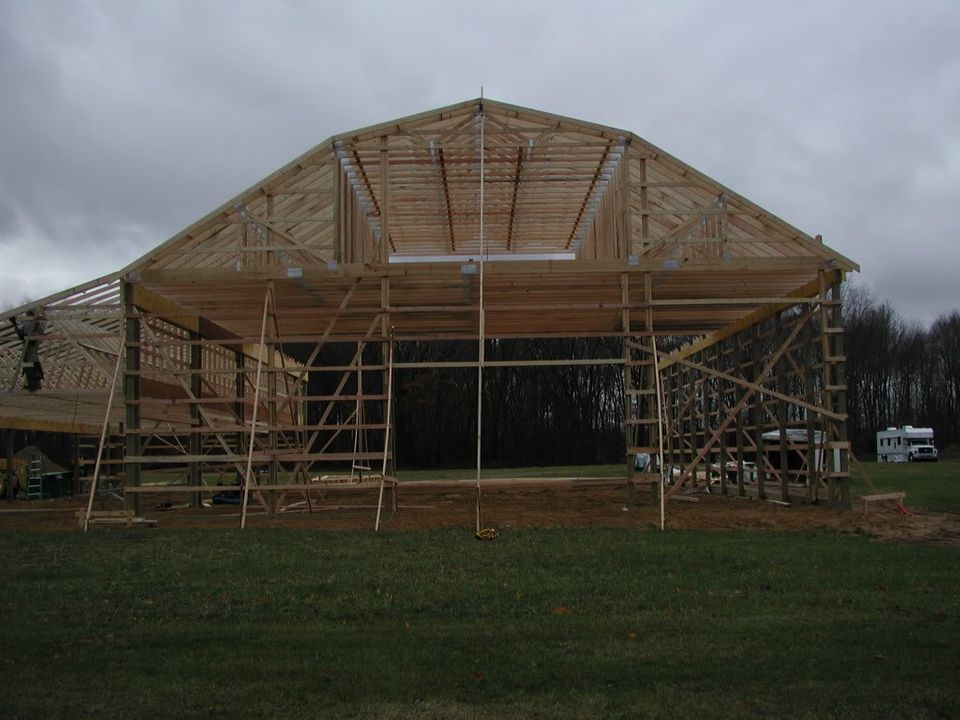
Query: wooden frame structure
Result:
<box><xmin>0</xmin><ymin>98</ymin><xmax>859</xmax><ymax>521</ymax></box>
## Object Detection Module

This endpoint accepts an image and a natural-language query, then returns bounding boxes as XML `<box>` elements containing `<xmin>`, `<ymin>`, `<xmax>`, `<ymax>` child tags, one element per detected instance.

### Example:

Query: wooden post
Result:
<box><xmin>643</xmin><ymin>273</ymin><xmax>657</xmax><ymax>478</ymax></box>
<box><xmin>717</xmin><ymin>344</ymin><xmax>727</xmax><ymax>496</ymax></box>
<box><xmin>735</xmin><ymin>357</ymin><xmax>746</xmax><ymax>499</ymax></box>
<box><xmin>265</xmin><ymin>194</ymin><xmax>274</xmax><ymax>267</ymax></box>
<box><xmin>268</xmin><ymin>343</ymin><xmax>278</xmax><ymax>513</ymax></box>
<box><xmin>649</xmin><ymin>321</ymin><xmax>666</xmax><ymax>531</ymax></box>
<box><xmin>804</xmin><ymin>315</ymin><xmax>818</xmax><ymax>500</ymax></box>
<box><xmin>831</xmin><ymin>280</ymin><xmax>851</xmax><ymax>506</ymax></box>
<box><xmin>380</xmin><ymin>135</ymin><xmax>390</xmax><ymax>262</ymax></box>
<box><xmin>4</xmin><ymin>430</ymin><xmax>14</xmax><ymax>501</ymax></box>
<box><xmin>751</xmin><ymin>323</ymin><xmax>765</xmax><ymax>500</ymax></box>
<box><xmin>700</xmin><ymin>354</ymin><xmax>709</xmax><ymax>490</ymax></box>
<box><xmin>381</xmin><ymin>278</ymin><xmax>393</xmax><ymax>478</ymax></box>
<box><xmin>621</xmin><ymin>273</ymin><xmax>633</xmax><ymax>486</ymax></box>
<box><xmin>333</xmin><ymin>150</ymin><xmax>343</xmax><ymax>264</ymax></box>
<box><xmin>617</xmin><ymin>144</ymin><xmax>631</xmax><ymax>259</ymax></box>
<box><xmin>235</xmin><ymin>349</ymin><xmax>246</xmax><ymax>486</ymax></box>
<box><xmin>638</xmin><ymin>157</ymin><xmax>649</xmax><ymax>251</ymax></box>
<box><xmin>696</xmin><ymin>370</ymin><xmax>703</xmax><ymax>489</ymax></box>
<box><xmin>122</xmin><ymin>282</ymin><xmax>141</xmax><ymax>514</ymax></box>
<box><xmin>189</xmin><ymin>331</ymin><xmax>202</xmax><ymax>507</ymax></box>
<box><xmin>71</xmin><ymin>434</ymin><xmax>80</xmax><ymax>496</ymax></box>
<box><xmin>664</xmin><ymin>369</ymin><xmax>675</xmax><ymax>481</ymax></box>
<box><xmin>776</xmin><ymin>311</ymin><xmax>790</xmax><ymax>503</ymax></box>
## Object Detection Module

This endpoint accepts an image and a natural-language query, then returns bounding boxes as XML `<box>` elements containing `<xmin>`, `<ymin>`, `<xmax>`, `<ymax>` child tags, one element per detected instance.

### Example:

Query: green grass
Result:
<box><xmin>851</xmin><ymin>460</ymin><xmax>960</xmax><ymax>512</ymax></box>
<box><xmin>1</xmin><ymin>528</ymin><xmax>958</xmax><ymax>719</ymax></box>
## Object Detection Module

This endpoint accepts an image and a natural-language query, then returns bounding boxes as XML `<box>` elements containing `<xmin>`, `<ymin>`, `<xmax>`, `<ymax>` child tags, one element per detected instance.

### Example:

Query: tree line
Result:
<box><xmin>844</xmin><ymin>285</ymin><xmax>960</xmax><ymax>456</ymax></box>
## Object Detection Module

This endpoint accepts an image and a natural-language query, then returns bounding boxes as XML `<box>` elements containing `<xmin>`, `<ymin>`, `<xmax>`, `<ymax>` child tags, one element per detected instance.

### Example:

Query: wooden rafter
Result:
<box><xmin>506</xmin><ymin>146</ymin><xmax>524</xmax><ymax>251</ymax></box>
<box><xmin>437</xmin><ymin>148</ymin><xmax>457</xmax><ymax>252</ymax></box>
<box><xmin>565</xmin><ymin>143</ymin><xmax>611</xmax><ymax>250</ymax></box>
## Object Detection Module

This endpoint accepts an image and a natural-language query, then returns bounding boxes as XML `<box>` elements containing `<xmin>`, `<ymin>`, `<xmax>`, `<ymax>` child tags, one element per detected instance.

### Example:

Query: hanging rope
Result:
<box><xmin>375</xmin><ymin>334</ymin><xmax>395</xmax><ymax>531</ymax></box>
<box><xmin>240</xmin><ymin>283</ymin><xmax>272</xmax><ymax>529</ymax></box>
<box><xmin>475</xmin><ymin>103</ymin><xmax>486</xmax><ymax>533</ymax></box>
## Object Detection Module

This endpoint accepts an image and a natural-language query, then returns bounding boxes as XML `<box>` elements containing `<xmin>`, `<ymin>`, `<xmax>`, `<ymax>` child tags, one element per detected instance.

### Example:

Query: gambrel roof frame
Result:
<box><xmin>1</xmin><ymin>98</ymin><xmax>857</xmax><ymax>520</ymax></box>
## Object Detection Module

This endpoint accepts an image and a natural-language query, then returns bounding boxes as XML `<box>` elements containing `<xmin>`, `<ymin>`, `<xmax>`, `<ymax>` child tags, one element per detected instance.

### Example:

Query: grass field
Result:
<box><xmin>2</xmin><ymin>525</ymin><xmax>958</xmax><ymax>719</ymax></box>
<box><xmin>850</xmin><ymin>460</ymin><xmax>960</xmax><ymax>513</ymax></box>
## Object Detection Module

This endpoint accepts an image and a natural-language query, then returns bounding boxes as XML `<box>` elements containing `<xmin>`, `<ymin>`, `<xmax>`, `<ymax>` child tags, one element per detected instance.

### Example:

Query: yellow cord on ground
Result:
<box><xmin>475</xmin><ymin>527</ymin><xmax>497</xmax><ymax>541</ymax></box>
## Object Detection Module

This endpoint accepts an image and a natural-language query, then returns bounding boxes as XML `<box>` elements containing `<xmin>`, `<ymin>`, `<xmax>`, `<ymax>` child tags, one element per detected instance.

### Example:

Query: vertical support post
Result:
<box><xmin>265</xmin><ymin>194</ymin><xmax>274</xmax><ymax>267</ymax></box>
<box><xmin>717</xmin><ymin>344</ymin><xmax>727</xmax><ymax>496</ymax></box>
<box><xmin>664</xmin><ymin>369</ymin><xmax>675</xmax><ymax>481</ymax></box>
<box><xmin>735</xmin><ymin>347</ymin><xmax>746</xmax><ymax>498</ymax></box>
<box><xmin>638</xmin><ymin>157</ymin><xmax>649</xmax><ymax>251</ymax></box>
<box><xmin>342</xmin><ymin>165</ymin><xmax>352</xmax><ymax>264</ymax></box>
<box><xmin>122</xmin><ymin>282</ymin><xmax>141</xmax><ymax>514</ymax></box>
<box><xmin>234</xmin><ymin>349</ymin><xmax>246</xmax><ymax>484</ymax></box>
<box><xmin>4</xmin><ymin>430</ymin><xmax>14</xmax><ymax>500</ymax></box>
<box><xmin>647</xmin><ymin>299</ymin><xmax>666</xmax><ymax>531</ymax></box>
<box><xmin>333</xmin><ymin>149</ymin><xmax>343</xmax><ymax>264</ymax></box>
<box><xmin>380</xmin><ymin>135</ymin><xmax>390</xmax><ymax>263</ymax></box>
<box><xmin>267</xmin><ymin>343</ymin><xmax>278</xmax><ymax>513</ymax></box>
<box><xmin>381</xmin><ymin>277</ymin><xmax>393</xmax><ymax>477</ymax></box>
<box><xmin>688</xmin><ymin>369</ymin><xmax>695</xmax><ymax>487</ymax></box>
<box><xmin>677</xmin><ymin>367</ymin><xmax>687</xmax><ymax>479</ymax></box>
<box><xmin>189</xmin><ymin>331</ymin><xmax>202</xmax><ymax>507</ymax></box>
<box><xmin>804</xmin><ymin>315</ymin><xmax>819</xmax><ymax>500</ymax></box>
<box><xmin>819</xmin><ymin>271</ymin><xmax>836</xmax><ymax>501</ymax></box>
<box><xmin>71</xmin><ymin>434</ymin><xmax>80</xmax><ymax>496</ymax></box>
<box><xmin>776</xmin><ymin>311</ymin><xmax>790</xmax><ymax>503</ymax></box>
<box><xmin>831</xmin><ymin>279</ymin><xmax>850</xmax><ymax>506</ymax></box>
<box><xmin>642</xmin><ymin>272</ymin><xmax>658</xmax><ymax>476</ymax></box>
<box><xmin>621</xmin><ymin>273</ymin><xmax>633</xmax><ymax>484</ymax></box>
<box><xmin>699</xmin><ymin>358</ymin><xmax>708</xmax><ymax>489</ymax></box>
<box><xmin>617</xmin><ymin>145</ymin><xmax>631</xmax><ymax>259</ymax></box>
<box><xmin>732</xmin><ymin>330</ymin><xmax>745</xmax><ymax>496</ymax></box>
<box><xmin>350</xmin><ymin>342</ymin><xmax>365</xmax><ymax>484</ymax></box>
<box><xmin>751</xmin><ymin>323</ymin><xmax>765</xmax><ymax>500</ymax></box>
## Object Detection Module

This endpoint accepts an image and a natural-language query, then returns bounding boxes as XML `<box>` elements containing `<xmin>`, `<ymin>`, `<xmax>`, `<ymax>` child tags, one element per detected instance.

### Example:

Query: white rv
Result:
<box><xmin>876</xmin><ymin>426</ymin><xmax>938</xmax><ymax>463</ymax></box>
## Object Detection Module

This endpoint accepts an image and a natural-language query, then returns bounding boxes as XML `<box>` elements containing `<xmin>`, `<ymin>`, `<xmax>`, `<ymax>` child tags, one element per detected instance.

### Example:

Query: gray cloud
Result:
<box><xmin>1</xmin><ymin>0</ymin><xmax>958</xmax><ymax>324</ymax></box>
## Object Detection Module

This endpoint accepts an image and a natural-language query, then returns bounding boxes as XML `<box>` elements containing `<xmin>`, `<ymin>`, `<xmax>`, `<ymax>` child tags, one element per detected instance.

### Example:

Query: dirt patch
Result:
<box><xmin>3</xmin><ymin>486</ymin><xmax>959</xmax><ymax>544</ymax></box>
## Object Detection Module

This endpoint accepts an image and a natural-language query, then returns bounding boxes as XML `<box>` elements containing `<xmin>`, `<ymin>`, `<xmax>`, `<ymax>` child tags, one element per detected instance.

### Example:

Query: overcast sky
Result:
<box><xmin>1</xmin><ymin>0</ymin><xmax>958</xmax><ymax>325</ymax></box>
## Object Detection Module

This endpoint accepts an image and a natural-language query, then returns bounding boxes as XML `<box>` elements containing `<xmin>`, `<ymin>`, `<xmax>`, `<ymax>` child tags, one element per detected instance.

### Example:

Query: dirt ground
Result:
<box><xmin>3</xmin><ymin>484</ymin><xmax>959</xmax><ymax>545</ymax></box>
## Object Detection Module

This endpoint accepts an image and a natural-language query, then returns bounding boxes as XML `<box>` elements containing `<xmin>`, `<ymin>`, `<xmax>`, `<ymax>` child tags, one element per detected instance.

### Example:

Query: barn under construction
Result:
<box><xmin>0</xmin><ymin>98</ymin><xmax>858</xmax><ymax>527</ymax></box>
